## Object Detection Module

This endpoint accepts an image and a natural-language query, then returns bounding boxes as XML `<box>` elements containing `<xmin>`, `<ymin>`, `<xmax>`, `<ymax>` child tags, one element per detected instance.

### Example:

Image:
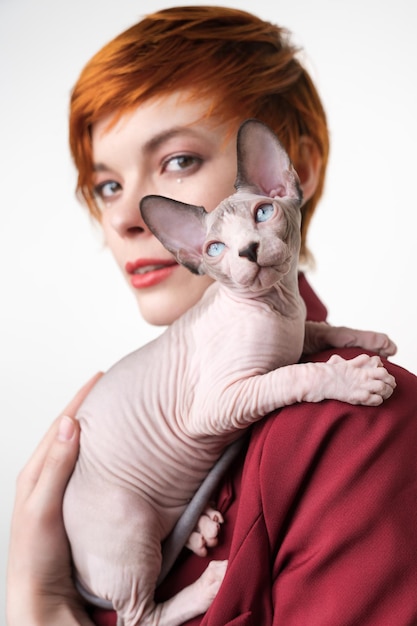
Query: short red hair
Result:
<box><xmin>69</xmin><ymin>6</ymin><xmax>329</xmax><ymax>264</ymax></box>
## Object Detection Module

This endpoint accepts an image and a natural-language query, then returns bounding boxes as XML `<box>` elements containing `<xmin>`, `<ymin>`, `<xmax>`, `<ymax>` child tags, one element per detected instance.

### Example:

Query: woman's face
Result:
<box><xmin>92</xmin><ymin>93</ymin><xmax>238</xmax><ymax>326</ymax></box>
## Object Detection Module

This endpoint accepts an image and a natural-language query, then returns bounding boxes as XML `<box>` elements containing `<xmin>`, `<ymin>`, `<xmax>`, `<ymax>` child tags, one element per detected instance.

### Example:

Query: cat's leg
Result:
<box><xmin>65</xmin><ymin>476</ymin><xmax>226</xmax><ymax>626</ymax></box>
<box><xmin>117</xmin><ymin>560</ymin><xmax>227</xmax><ymax>626</ymax></box>
<box><xmin>278</xmin><ymin>353</ymin><xmax>397</xmax><ymax>407</ymax></box>
<box><xmin>304</xmin><ymin>321</ymin><xmax>397</xmax><ymax>357</ymax></box>
<box><xmin>185</xmin><ymin>505</ymin><xmax>224</xmax><ymax>556</ymax></box>
<box><xmin>211</xmin><ymin>354</ymin><xmax>397</xmax><ymax>430</ymax></box>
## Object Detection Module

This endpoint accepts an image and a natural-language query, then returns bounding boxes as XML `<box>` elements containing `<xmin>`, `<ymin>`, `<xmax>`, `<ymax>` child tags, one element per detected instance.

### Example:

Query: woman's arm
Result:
<box><xmin>6</xmin><ymin>374</ymin><xmax>102</xmax><ymax>626</ymax></box>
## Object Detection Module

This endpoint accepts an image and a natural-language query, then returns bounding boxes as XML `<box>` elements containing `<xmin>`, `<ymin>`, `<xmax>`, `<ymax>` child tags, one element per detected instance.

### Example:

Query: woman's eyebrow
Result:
<box><xmin>142</xmin><ymin>127</ymin><xmax>200</xmax><ymax>154</ymax></box>
<box><xmin>92</xmin><ymin>126</ymin><xmax>204</xmax><ymax>172</ymax></box>
<box><xmin>93</xmin><ymin>163</ymin><xmax>109</xmax><ymax>172</ymax></box>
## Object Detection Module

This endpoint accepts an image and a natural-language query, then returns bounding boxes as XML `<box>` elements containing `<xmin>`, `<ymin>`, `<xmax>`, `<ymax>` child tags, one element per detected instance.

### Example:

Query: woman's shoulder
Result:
<box><xmin>244</xmin><ymin>346</ymin><xmax>417</xmax><ymax>516</ymax></box>
<box><xmin>250</xmin><ymin>346</ymin><xmax>416</xmax><ymax>453</ymax></box>
<box><xmin>228</xmin><ymin>348</ymin><xmax>417</xmax><ymax>624</ymax></box>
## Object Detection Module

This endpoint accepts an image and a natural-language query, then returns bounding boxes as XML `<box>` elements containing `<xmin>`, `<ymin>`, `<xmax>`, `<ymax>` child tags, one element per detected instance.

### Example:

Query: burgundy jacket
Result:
<box><xmin>91</xmin><ymin>274</ymin><xmax>417</xmax><ymax>625</ymax></box>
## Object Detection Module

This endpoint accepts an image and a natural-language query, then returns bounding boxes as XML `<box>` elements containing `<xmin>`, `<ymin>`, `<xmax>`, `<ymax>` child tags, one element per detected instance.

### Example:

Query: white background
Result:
<box><xmin>1</xmin><ymin>0</ymin><xmax>416</xmax><ymax>618</ymax></box>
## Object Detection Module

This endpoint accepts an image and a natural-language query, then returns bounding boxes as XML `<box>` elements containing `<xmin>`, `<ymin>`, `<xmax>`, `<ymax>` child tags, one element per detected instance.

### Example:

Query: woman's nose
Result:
<box><xmin>108</xmin><ymin>193</ymin><xmax>149</xmax><ymax>238</ymax></box>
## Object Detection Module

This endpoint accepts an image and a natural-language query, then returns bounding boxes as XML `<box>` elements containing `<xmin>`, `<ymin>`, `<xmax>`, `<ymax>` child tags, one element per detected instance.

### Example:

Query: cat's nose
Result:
<box><xmin>238</xmin><ymin>242</ymin><xmax>259</xmax><ymax>263</ymax></box>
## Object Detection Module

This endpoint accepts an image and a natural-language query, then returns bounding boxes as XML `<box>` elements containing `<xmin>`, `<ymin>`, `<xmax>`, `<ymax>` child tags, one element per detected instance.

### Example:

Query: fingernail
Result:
<box><xmin>58</xmin><ymin>415</ymin><xmax>76</xmax><ymax>441</ymax></box>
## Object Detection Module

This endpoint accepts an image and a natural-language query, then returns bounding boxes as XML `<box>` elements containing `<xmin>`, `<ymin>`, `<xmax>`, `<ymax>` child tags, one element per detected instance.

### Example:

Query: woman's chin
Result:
<box><xmin>133</xmin><ymin>272</ymin><xmax>213</xmax><ymax>326</ymax></box>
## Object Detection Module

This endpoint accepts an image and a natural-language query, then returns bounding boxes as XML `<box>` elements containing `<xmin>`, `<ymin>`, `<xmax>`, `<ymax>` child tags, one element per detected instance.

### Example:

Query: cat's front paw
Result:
<box><xmin>363</xmin><ymin>331</ymin><xmax>397</xmax><ymax>357</ymax></box>
<box><xmin>328</xmin><ymin>326</ymin><xmax>397</xmax><ymax>358</ymax></box>
<box><xmin>186</xmin><ymin>505</ymin><xmax>224</xmax><ymax>557</ymax></box>
<box><xmin>327</xmin><ymin>353</ymin><xmax>396</xmax><ymax>405</ymax></box>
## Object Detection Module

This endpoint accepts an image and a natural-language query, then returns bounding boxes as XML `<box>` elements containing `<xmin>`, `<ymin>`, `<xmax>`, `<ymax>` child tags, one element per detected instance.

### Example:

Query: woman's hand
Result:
<box><xmin>6</xmin><ymin>374</ymin><xmax>102</xmax><ymax>626</ymax></box>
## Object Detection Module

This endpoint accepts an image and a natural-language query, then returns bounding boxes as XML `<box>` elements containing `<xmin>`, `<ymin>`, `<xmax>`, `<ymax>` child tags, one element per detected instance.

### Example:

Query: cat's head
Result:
<box><xmin>140</xmin><ymin>119</ymin><xmax>303</xmax><ymax>293</ymax></box>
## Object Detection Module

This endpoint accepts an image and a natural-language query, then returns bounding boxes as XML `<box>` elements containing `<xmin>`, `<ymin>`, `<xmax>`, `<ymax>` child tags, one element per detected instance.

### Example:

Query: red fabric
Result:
<box><xmin>90</xmin><ymin>275</ymin><xmax>417</xmax><ymax>625</ymax></box>
<box><xmin>297</xmin><ymin>271</ymin><xmax>328</xmax><ymax>322</ymax></box>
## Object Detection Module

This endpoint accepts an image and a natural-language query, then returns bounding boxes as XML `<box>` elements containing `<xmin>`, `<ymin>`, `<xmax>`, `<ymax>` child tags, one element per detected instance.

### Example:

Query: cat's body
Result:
<box><xmin>63</xmin><ymin>120</ymin><xmax>396</xmax><ymax>626</ymax></box>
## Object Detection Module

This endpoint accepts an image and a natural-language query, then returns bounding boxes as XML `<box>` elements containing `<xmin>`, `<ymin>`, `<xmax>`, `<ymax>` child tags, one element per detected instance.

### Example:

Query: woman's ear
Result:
<box><xmin>296</xmin><ymin>137</ymin><xmax>322</xmax><ymax>203</ymax></box>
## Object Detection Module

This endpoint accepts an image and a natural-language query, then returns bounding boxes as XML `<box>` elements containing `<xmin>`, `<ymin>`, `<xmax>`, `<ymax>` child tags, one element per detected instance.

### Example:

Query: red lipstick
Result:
<box><xmin>125</xmin><ymin>258</ymin><xmax>179</xmax><ymax>289</ymax></box>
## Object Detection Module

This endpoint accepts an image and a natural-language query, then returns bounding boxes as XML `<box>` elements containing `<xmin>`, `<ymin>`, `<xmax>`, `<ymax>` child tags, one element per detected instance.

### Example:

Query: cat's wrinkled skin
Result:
<box><xmin>63</xmin><ymin>120</ymin><xmax>396</xmax><ymax>626</ymax></box>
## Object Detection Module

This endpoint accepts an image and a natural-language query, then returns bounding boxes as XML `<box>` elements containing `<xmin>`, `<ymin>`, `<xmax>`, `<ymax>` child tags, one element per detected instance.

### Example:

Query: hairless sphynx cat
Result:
<box><xmin>63</xmin><ymin>119</ymin><xmax>396</xmax><ymax>626</ymax></box>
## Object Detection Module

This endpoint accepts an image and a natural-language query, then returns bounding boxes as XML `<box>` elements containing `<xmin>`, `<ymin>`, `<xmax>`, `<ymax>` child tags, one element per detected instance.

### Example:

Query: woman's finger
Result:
<box><xmin>32</xmin><ymin>415</ymin><xmax>81</xmax><ymax>514</ymax></box>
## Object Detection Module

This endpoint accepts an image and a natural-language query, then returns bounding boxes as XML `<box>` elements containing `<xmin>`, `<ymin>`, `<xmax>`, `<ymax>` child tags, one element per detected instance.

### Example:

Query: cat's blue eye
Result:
<box><xmin>255</xmin><ymin>203</ymin><xmax>274</xmax><ymax>223</ymax></box>
<box><xmin>206</xmin><ymin>242</ymin><xmax>225</xmax><ymax>257</ymax></box>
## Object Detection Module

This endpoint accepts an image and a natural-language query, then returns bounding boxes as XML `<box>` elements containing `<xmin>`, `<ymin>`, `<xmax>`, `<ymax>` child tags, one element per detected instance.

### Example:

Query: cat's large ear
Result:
<box><xmin>235</xmin><ymin>119</ymin><xmax>302</xmax><ymax>203</ymax></box>
<box><xmin>140</xmin><ymin>195</ymin><xmax>208</xmax><ymax>275</ymax></box>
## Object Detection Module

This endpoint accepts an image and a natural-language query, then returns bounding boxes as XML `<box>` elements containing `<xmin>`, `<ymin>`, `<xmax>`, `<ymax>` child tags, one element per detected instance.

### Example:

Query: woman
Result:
<box><xmin>7</xmin><ymin>6</ymin><xmax>417</xmax><ymax>625</ymax></box>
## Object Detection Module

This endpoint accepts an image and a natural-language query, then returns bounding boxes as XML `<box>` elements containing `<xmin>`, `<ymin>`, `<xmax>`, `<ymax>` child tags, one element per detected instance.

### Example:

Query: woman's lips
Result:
<box><xmin>125</xmin><ymin>258</ymin><xmax>179</xmax><ymax>289</ymax></box>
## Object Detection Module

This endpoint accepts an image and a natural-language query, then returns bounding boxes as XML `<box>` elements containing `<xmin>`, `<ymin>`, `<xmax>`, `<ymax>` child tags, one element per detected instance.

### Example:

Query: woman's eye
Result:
<box><xmin>255</xmin><ymin>203</ymin><xmax>275</xmax><ymax>223</ymax></box>
<box><xmin>206</xmin><ymin>242</ymin><xmax>225</xmax><ymax>257</ymax></box>
<box><xmin>93</xmin><ymin>180</ymin><xmax>122</xmax><ymax>202</ymax></box>
<box><xmin>164</xmin><ymin>154</ymin><xmax>202</xmax><ymax>174</ymax></box>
